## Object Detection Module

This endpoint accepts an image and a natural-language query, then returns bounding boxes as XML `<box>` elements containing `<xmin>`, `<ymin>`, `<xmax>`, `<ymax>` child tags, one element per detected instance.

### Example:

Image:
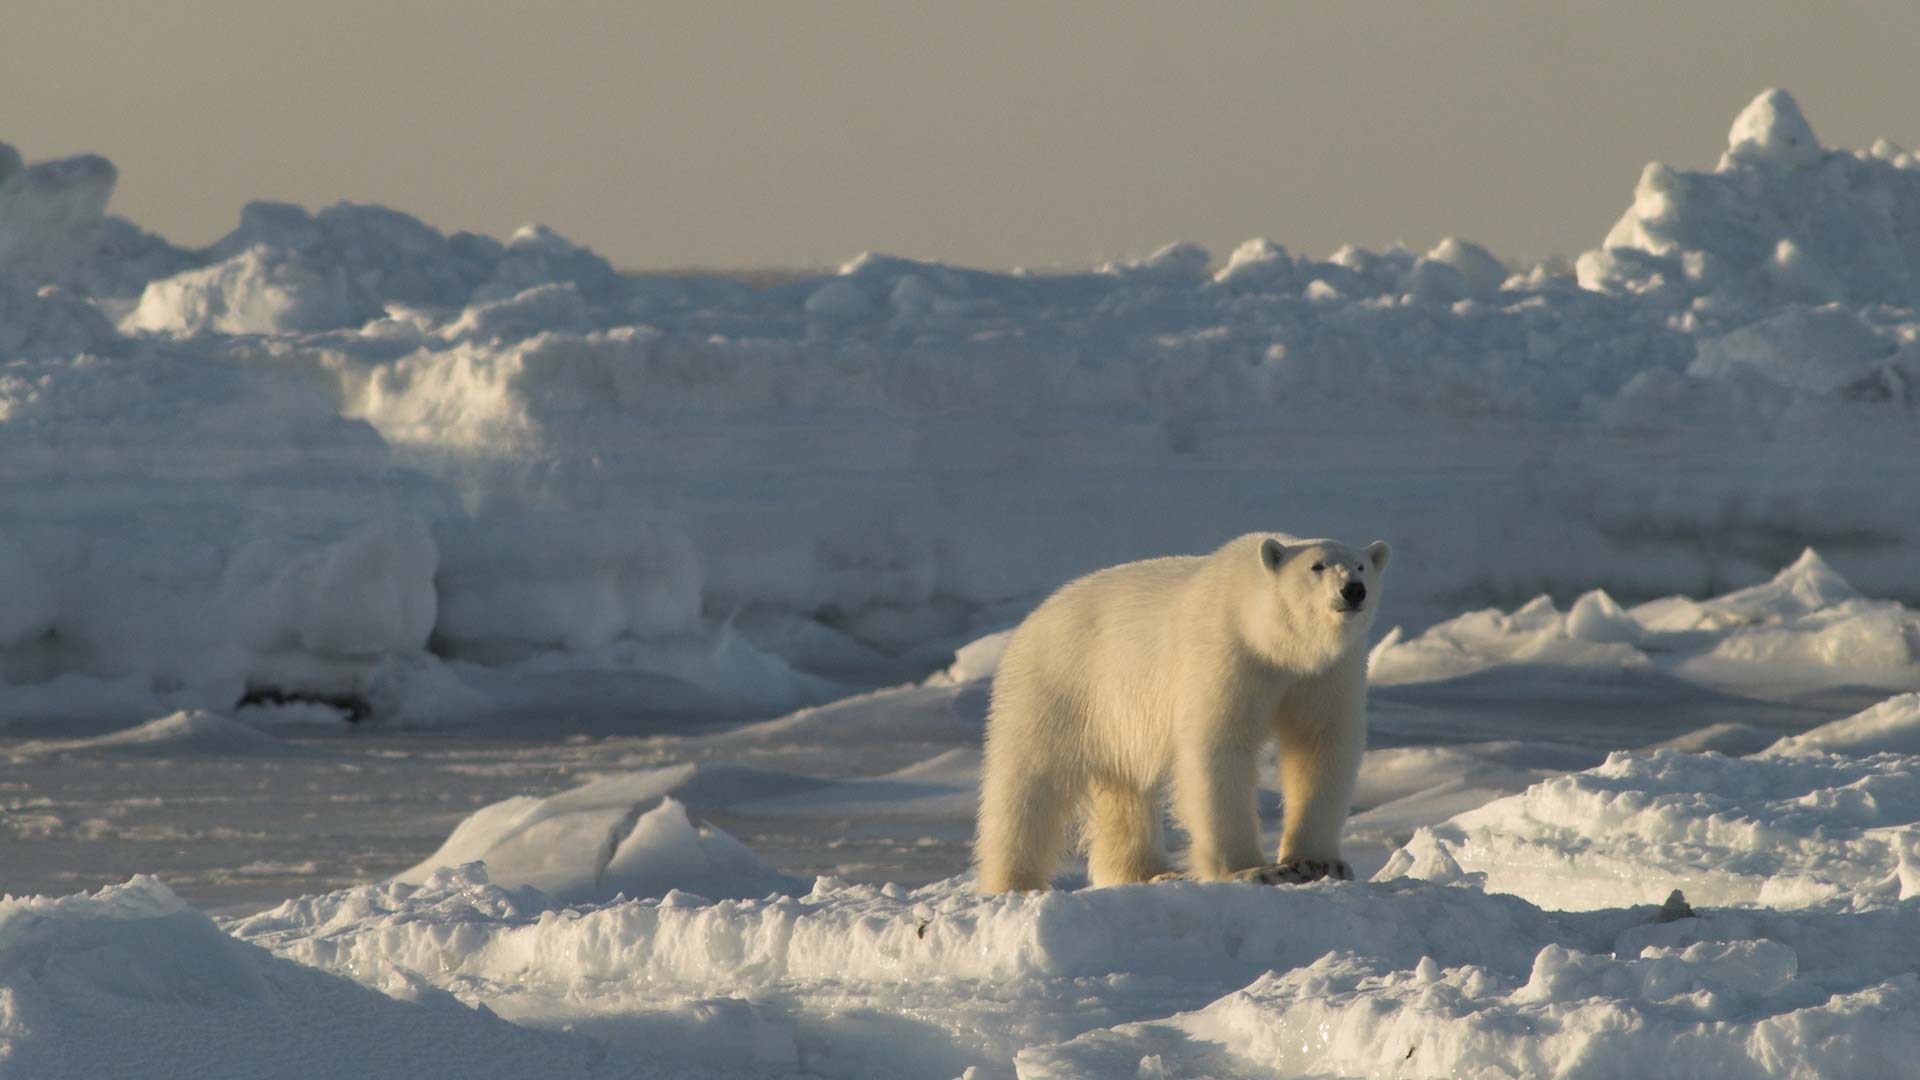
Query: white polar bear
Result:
<box><xmin>974</xmin><ymin>533</ymin><xmax>1389</xmax><ymax>892</ymax></box>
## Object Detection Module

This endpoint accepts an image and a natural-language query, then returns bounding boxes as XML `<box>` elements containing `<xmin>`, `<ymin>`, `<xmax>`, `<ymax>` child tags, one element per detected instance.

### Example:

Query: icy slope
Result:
<box><xmin>1765</xmin><ymin>692</ymin><xmax>1920</xmax><ymax>757</ymax></box>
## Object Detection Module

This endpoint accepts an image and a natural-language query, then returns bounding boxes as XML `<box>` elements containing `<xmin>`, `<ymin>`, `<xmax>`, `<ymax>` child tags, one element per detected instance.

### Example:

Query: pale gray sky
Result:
<box><xmin>9</xmin><ymin>1</ymin><xmax>1920</xmax><ymax>270</ymax></box>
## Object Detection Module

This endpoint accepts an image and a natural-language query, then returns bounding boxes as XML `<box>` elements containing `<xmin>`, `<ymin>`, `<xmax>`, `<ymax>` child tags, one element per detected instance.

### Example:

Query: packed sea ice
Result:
<box><xmin>6</xmin><ymin>88</ymin><xmax>1920</xmax><ymax>730</ymax></box>
<box><xmin>6</xmin><ymin>88</ymin><xmax>1920</xmax><ymax>1077</ymax></box>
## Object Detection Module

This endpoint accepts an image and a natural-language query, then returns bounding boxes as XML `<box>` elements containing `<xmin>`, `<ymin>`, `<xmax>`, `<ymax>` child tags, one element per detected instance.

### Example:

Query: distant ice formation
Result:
<box><xmin>4</xmin><ymin>89</ymin><xmax>1920</xmax><ymax>728</ymax></box>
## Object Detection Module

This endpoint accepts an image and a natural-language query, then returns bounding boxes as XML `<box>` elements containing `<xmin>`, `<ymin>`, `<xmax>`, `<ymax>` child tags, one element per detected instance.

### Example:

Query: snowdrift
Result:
<box><xmin>1383</xmin><ymin>746</ymin><xmax>1920</xmax><ymax>911</ymax></box>
<box><xmin>0</xmin><ymin>876</ymin><xmax>604</xmax><ymax>1079</ymax></box>
<box><xmin>1766</xmin><ymin>692</ymin><xmax>1920</xmax><ymax>757</ymax></box>
<box><xmin>394</xmin><ymin>767</ymin><xmax>803</xmax><ymax>904</ymax></box>
<box><xmin>1369</xmin><ymin>547</ymin><xmax>1920</xmax><ymax>695</ymax></box>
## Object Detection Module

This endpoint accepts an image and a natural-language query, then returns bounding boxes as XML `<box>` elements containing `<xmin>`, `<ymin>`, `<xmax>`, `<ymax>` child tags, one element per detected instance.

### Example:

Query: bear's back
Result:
<box><xmin>1004</xmin><ymin>554</ymin><xmax>1212</xmax><ymax>686</ymax></box>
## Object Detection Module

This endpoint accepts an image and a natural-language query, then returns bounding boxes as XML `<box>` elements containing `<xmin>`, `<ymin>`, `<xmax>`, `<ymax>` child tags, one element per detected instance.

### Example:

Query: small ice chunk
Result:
<box><xmin>1721</xmin><ymin>88</ymin><xmax>1822</xmax><ymax>170</ymax></box>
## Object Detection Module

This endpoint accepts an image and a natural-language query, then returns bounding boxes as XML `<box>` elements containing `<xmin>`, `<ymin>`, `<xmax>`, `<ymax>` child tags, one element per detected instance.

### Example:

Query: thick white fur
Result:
<box><xmin>975</xmin><ymin>532</ymin><xmax>1390</xmax><ymax>892</ymax></box>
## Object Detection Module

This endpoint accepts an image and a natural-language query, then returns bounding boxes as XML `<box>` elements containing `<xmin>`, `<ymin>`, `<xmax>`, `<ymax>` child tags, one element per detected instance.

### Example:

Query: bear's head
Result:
<box><xmin>1248</xmin><ymin>536</ymin><xmax>1391</xmax><ymax>670</ymax></box>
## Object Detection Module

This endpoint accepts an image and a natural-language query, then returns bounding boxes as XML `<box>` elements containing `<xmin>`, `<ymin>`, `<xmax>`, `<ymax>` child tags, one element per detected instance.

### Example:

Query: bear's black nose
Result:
<box><xmin>1341</xmin><ymin>581</ymin><xmax>1367</xmax><ymax>606</ymax></box>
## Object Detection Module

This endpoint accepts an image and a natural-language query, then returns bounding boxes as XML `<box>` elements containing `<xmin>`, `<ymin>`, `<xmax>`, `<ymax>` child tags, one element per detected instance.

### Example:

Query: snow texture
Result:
<box><xmin>0</xmin><ymin>876</ymin><xmax>608</xmax><ymax>1079</ymax></box>
<box><xmin>216</xmin><ymin>781</ymin><xmax>1920</xmax><ymax>1080</ymax></box>
<box><xmin>1381</xmin><ymin>745</ymin><xmax>1920</xmax><ymax>912</ymax></box>
<box><xmin>395</xmin><ymin>767</ymin><xmax>802</xmax><ymax>904</ymax></box>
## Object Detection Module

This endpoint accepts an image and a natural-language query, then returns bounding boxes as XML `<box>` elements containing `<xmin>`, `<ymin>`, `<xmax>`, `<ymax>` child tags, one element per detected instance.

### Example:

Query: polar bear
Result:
<box><xmin>974</xmin><ymin>533</ymin><xmax>1389</xmax><ymax>892</ymax></box>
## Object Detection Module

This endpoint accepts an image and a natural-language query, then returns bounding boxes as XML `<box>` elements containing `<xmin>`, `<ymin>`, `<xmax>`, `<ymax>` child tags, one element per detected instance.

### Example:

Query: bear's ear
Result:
<box><xmin>1366</xmin><ymin>540</ymin><xmax>1391</xmax><ymax>572</ymax></box>
<box><xmin>1260</xmin><ymin>537</ymin><xmax>1287</xmax><ymax>572</ymax></box>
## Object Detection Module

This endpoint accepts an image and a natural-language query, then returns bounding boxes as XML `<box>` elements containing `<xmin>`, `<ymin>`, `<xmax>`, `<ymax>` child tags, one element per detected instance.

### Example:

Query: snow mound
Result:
<box><xmin>225</xmin><ymin>863</ymin><xmax>1920</xmax><ymax>1078</ymax></box>
<box><xmin>1765</xmin><ymin>692</ymin><xmax>1920</xmax><ymax>757</ymax></box>
<box><xmin>1371</xmin><ymin>549</ymin><xmax>1920</xmax><ymax>693</ymax></box>
<box><xmin>1579</xmin><ymin>88</ymin><xmax>1920</xmax><ymax>318</ymax></box>
<box><xmin>1380</xmin><ymin>749</ymin><xmax>1920</xmax><ymax>911</ymax></box>
<box><xmin>231</xmin><ymin>871</ymin><xmax>1556</xmax><ymax>1000</ymax></box>
<box><xmin>0</xmin><ymin>876</ymin><xmax>602</xmax><ymax>1079</ymax></box>
<box><xmin>1369</xmin><ymin>591</ymin><xmax>1652</xmax><ymax>685</ymax></box>
<box><xmin>124</xmin><ymin>201</ymin><xmax>621</xmax><ymax>336</ymax></box>
<box><xmin>1212</xmin><ymin>237</ymin><xmax>1294</xmax><ymax>290</ymax></box>
<box><xmin>8</xmin><ymin>709</ymin><xmax>295</xmax><ymax>757</ymax></box>
<box><xmin>930</xmin><ymin>628</ymin><xmax>1011</xmax><ymax>685</ymax></box>
<box><xmin>396</xmin><ymin>766</ymin><xmax>802</xmax><ymax>903</ymax></box>
<box><xmin>1100</xmin><ymin>240</ymin><xmax>1213</xmax><ymax>284</ymax></box>
<box><xmin>1724</xmin><ymin>87</ymin><xmax>1822</xmax><ymax>170</ymax></box>
<box><xmin>1023</xmin><ymin>941</ymin><xmax>1920</xmax><ymax>1080</ymax></box>
<box><xmin>126</xmin><ymin>243</ymin><xmax>364</xmax><ymax>335</ymax></box>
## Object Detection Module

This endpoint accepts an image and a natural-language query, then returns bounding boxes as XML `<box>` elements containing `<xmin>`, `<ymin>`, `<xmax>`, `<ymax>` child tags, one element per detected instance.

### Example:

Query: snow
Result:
<box><xmin>213</xmin><ymin>803</ymin><xmax>1920</xmax><ymax>1077</ymax></box>
<box><xmin>1370</xmin><ymin>548</ymin><xmax>1920</xmax><ymax>696</ymax></box>
<box><xmin>9</xmin><ymin>579</ymin><xmax>1920</xmax><ymax>1075</ymax></box>
<box><xmin>9</xmin><ymin>709</ymin><xmax>299</xmax><ymax>757</ymax></box>
<box><xmin>8</xmin><ymin>87</ymin><xmax>1920</xmax><ymax>1076</ymax></box>
<box><xmin>18</xmin><ymin>856</ymin><xmax>1919</xmax><ymax>1077</ymax></box>
<box><xmin>6</xmin><ymin>89</ymin><xmax>1920</xmax><ymax>724</ymax></box>
<box><xmin>931</xmin><ymin>628</ymin><xmax>1012</xmax><ymax>685</ymax></box>
<box><xmin>1764</xmin><ymin>693</ymin><xmax>1920</xmax><ymax>758</ymax></box>
<box><xmin>1381</xmin><ymin>747</ymin><xmax>1920</xmax><ymax>911</ymax></box>
<box><xmin>0</xmin><ymin>876</ymin><xmax>608</xmax><ymax>1079</ymax></box>
<box><xmin>1023</xmin><ymin>935</ymin><xmax>1920</xmax><ymax>1079</ymax></box>
<box><xmin>1724</xmin><ymin>87</ymin><xmax>1824</xmax><ymax>171</ymax></box>
<box><xmin>0</xmin><ymin>145</ymin><xmax>116</xmax><ymax>286</ymax></box>
<box><xmin>1580</xmin><ymin>88</ymin><xmax>1920</xmax><ymax>317</ymax></box>
<box><xmin>395</xmin><ymin>769</ymin><xmax>801</xmax><ymax>904</ymax></box>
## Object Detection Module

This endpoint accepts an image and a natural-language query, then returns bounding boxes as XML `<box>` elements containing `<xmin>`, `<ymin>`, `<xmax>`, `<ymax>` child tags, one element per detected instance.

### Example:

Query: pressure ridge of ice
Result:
<box><xmin>5</xmin><ymin>90</ymin><xmax>1920</xmax><ymax>727</ymax></box>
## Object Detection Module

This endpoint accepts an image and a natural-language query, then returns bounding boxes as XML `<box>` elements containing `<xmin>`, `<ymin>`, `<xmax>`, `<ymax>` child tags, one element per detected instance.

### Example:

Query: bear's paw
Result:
<box><xmin>1232</xmin><ymin>857</ymin><xmax>1353</xmax><ymax>885</ymax></box>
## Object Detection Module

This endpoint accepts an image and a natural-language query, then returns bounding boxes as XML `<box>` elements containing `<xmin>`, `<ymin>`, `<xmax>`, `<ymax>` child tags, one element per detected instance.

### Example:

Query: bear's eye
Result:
<box><xmin>1355</xmin><ymin>565</ymin><xmax>1365</xmax><ymax>573</ymax></box>
<box><xmin>1311</xmin><ymin>562</ymin><xmax>1325</xmax><ymax>573</ymax></box>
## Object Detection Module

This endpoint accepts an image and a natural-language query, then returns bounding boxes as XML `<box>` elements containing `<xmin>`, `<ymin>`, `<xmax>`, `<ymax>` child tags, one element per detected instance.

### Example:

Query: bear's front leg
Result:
<box><xmin>1272</xmin><ymin>692</ymin><xmax>1366</xmax><ymax>876</ymax></box>
<box><xmin>1171</xmin><ymin>733</ymin><xmax>1266</xmax><ymax>881</ymax></box>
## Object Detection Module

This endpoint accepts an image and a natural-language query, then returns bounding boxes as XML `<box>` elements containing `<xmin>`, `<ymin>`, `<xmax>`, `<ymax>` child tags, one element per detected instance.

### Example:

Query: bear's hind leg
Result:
<box><xmin>1085</xmin><ymin>780</ymin><xmax>1168</xmax><ymax>886</ymax></box>
<box><xmin>975</xmin><ymin>760</ymin><xmax>1077</xmax><ymax>893</ymax></box>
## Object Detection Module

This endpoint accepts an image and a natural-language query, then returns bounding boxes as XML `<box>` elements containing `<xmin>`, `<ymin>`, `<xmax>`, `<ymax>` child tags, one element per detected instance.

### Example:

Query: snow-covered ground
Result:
<box><xmin>7</xmin><ymin>90</ymin><xmax>1920</xmax><ymax>1076</ymax></box>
